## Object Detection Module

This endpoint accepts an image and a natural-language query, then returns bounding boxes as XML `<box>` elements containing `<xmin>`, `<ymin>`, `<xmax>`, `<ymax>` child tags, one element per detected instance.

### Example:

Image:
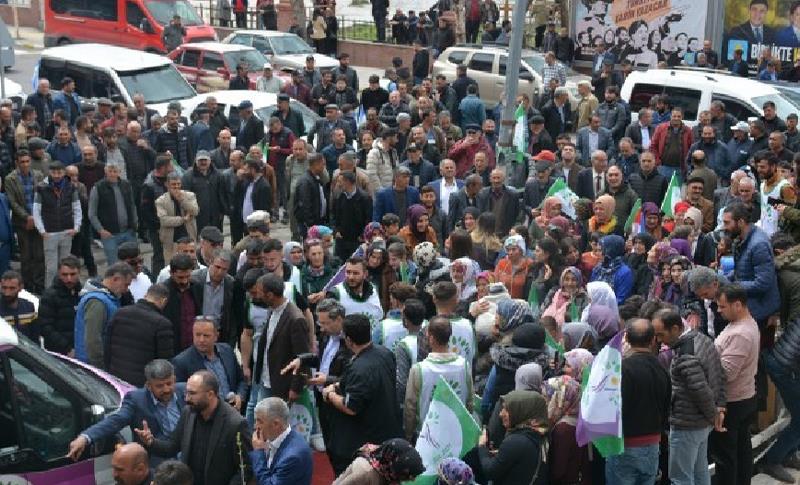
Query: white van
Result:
<box><xmin>620</xmin><ymin>68</ymin><xmax>800</xmax><ymax>125</ymax></box>
<box><xmin>35</xmin><ymin>44</ymin><xmax>199</xmax><ymax>115</ymax></box>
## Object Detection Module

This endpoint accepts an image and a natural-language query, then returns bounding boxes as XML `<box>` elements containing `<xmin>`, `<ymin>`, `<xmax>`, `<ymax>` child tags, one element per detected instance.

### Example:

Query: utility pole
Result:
<box><xmin>496</xmin><ymin>0</ymin><xmax>528</xmax><ymax>175</ymax></box>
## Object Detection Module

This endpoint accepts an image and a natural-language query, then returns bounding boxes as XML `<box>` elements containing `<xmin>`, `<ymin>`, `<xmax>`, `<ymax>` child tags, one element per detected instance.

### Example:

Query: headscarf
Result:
<box><xmin>560</xmin><ymin>266</ymin><xmax>584</xmax><ymax>290</ymax></box>
<box><xmin>583</xmin><ymin>281</ymin><xmax>619</xmax><ymax>318</ymax></box>
<box><xmin>650</xmin><ymin>241</ymin><xmax>678</xmax><ymax>268</ymax></box>
<box><xmin>670</xmin><ymin>238</ymin><xmax>692</xmax><ymax>259</ymax></box>
<box><xmin>548</xmin><ymin>215</ymin><xmax>571</xmax><ymax>234</ymax></box>
<box><xmin>588</xmin><ymin>195</ymin><xmax>617</xmax><ymax>232</ymax></box>
<box><xmin>308</xmin><ymin>225</ymin><xmax>333</xmax><ymax>240</ymax></box>
<box><xmin>450</xmin><ymin>257</ymin><xmax>480</xmax><ymax>301</ymax></box>
<box><xmin>413</xmin><ymin>241</ymin><xmax>438</xmax><ymax>268</ymax></box>
<box><xmin>684</xmin><ymin>207</ymin><xmax>703</xmax><ymax>237</ymax></box>
<box><xmin>436</xmin><ymin>457</ymin><xmax>475</xmax><ymax>485</ymax></box>
<box><xmin>406</xmin><ymin>204</ymin><xmax>429</xmax><ymax>240</ymax></box>
<box><xmin>282</xmin><ymin>241</ymin><xmax>304</xmax><ymax>266</ymax></box>
<box><xmin>632</xmin><ymin>232</ymin><xmax>656</xmax><ymax>252</ymax></box>
<box><xmin>511</xmin><ymin>323</ymin><xmax>546</xmax><ymax>350</ymax></box>
<box><xmin>500</xmin><ymin>390</ymin><xmax>549</xmax><ymax>433</ymax></box>
<box><xmin>358</xmin><ymin>438</ymin><xmax>424</xmax><ymax>483</ymax></box>
<box><xmin>362</xmin><ymin>222</ymin><xmax>385</xmax><ymax>243</ymax></box>
<box><xmin>586</xmin><ymin>304</ymin><xmax>619</xmax><ymax>339</ymax></box>
<box><xmin>496</xmin><ymin>298</ymin><xmax>535</xmax><ymax>333</ymax></box>
<box><xmin>564</xmin><ymin>348</ymin><xmax>594</xmax><ymax>380</ymax></box>
<box><xmin>476</xmin><ymin>270</ymin><xmax>495</xmax><ymax>285</ymax></box>
<box><xmin>536</xmin><ymin>196</ymin><xmax>562</xmax><ymax>226</ymax></box>
<box><xmin>514</xmin><ymin>362</ymin><xmax>544</xmax><ymax>391</ymax></box>
<box><xmin>573</xmin><ymin>198</ymin><xmax>594</xmax><ymax>221</ymax></box>
<box><xmin>562</xmin><ymin>322</ymin><xmax>599</xmax><ymax>352</ymax></box>
<box><xmin>504</xmin><ymin>234</ymin><xmax>526</xmax><ymax>254</ymax></box>
<box><xmin>542</xmin><ymin>376</ymin><xmax>582</xmax><ymax>425</ymax></box>
<box><xmin>642</xmin><ymin>201</ymin><xmax>661</xmax><ymax>218</ymax></box>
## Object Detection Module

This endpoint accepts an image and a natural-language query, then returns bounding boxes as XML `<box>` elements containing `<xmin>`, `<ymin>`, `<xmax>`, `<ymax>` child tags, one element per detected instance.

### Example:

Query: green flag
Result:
<box><xmin>408</xmin><ymin>377</ymin><xmax>480</xmax><ymax>485</ymax></box>
<box><xmin>543</xmin><ymin>178</ymin><xmax>578</xmax><ymax>219</ymax></box>
<box><xmin>288</xmin><ymin>388</ymin><xmax>316</xmax><ymax>443</ymax></box>
<box><xmin>623</xmin><ymin>198</ymin><xmax>642</xmax><ymax>234</ymax></box>
<box><xmin>545</xmin><ymin>330</ymin><xmax>565</xmax><ymax>354</ymax></box>
<box><xmin>660</xmin><ymin>172</ymin><xmax>682</xmax><ymax>217</ymax></box>
<box><xmin>513</xmin><ymin>103</ymin><xmax>527</xmax><ymax>163</ymax></box>
<box><xmin>258</xmin><ymin>139</ymin><xmax>270</xmax><ymax>165</ymax></box>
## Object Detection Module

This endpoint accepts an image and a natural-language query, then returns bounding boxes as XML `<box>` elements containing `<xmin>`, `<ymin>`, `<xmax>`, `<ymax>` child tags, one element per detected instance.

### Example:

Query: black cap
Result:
<box><xmin>406</xmin><ymin>142</ymin><xmax>420</xmax><ymax>151</ymax></box>
<box><xmin>277</xmin><ymin>93</ymin><xmax>290</xmax><ymax>102</ymax></box>
<box><xmin>238</xmin><ymin>100</ymin><xmax>253</xmax><ymax>110</ymax></box>
<box><xmin>199</xmin><ymin>226</ymin><xmax>224</xmax><ymax>244</ymax></box>
<box><xmin>464</xmin><ymin>123</ymin><xmax>481</xmax><ymax>132</ymax></box>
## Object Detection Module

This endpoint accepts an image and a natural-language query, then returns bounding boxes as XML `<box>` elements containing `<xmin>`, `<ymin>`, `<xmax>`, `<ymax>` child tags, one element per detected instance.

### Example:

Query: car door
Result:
<box><xmin>49</xmin><ymin>0</ymin><xmax>123</xmax><ymax>46</ymax></box>
<box><xmin>176</xmin><ymin>48</ymin><xmax>201</xmax><ymax>89</ymax></box>
<box><xmin>198</xmin><ymin>51</ymin><xmax>228</xmax><ymax>93</ymax></box>
<box><xmin>123</xmin><ymin>0</ymin><xmax>155</xmax><ymax>51</ymax></box>
<box><xmin>467</xmin><ymin>51</ymin><xmax>498</xmax><ymax>108</ymax></box>
<box><xmin>712</xmin><ymin>94</ymin><xmax>759</xmax><ymax>122</ymax></box>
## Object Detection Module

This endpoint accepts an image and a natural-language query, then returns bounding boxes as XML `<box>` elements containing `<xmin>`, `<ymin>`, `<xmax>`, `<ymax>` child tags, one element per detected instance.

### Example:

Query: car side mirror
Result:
<box><xmin>519</xmin><ymin>71</ymin><xmax>533</xmax><ymax>82</ymax></box>
<box><xmin>141</xmin><ymin>19</ymin><xmax>154</xmax><ymax>34</ymax></box>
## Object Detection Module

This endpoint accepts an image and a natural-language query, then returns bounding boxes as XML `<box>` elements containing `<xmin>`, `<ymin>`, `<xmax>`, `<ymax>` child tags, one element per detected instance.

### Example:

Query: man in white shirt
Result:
<box><xmin>256</xmin><ymin>64</ymin><xmax>283</xmax><ymax>94</ymax></box>
<box><xmin>436</xmin><ymin>159</ymin><xmax>461</xmax><ymax>216</ymax></box>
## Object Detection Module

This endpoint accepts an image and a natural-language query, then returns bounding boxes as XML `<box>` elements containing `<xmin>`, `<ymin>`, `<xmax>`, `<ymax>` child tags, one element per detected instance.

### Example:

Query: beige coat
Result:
<box><xmin>156</xmin><ymin>190</ymin><xmax>199</xmax><ymax>262</ymax></box>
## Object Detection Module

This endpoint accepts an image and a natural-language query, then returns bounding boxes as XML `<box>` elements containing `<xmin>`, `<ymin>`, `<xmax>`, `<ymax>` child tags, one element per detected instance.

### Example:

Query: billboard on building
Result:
<box><xmin>574</xmin><ymin>0</ymin><xmax>708</xmax><ymax>67</ymax></box>
<box><xmin>723</xmin><ymin>0</ymin><xmax>800</xmax><ymax>65</ymax></box>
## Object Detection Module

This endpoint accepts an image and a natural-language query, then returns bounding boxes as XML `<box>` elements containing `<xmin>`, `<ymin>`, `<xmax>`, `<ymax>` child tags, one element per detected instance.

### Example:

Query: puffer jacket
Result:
<box><xmin>154</xmin><ymin>125</ymin><xmax>189</xmax><ymax>169</ymax></box>
<box><xmin>669</xmin><ymin>329</ymin><xmax>726</xmax><ymax>429</ymax></box>
<box><xmin>773</xmin><ymin>319</ymin><xmax>800</xmax><ymax>372</ymax></box>
<box><xmin>775</xmin><ymin>244</ymin><xmax>800</xmax><ymax>324</ymax></box>
<box><xmin>38</xmin><ymin>277</ymin><xmax>81</xmax><ymax>354</ymax></box>
<box><xmin>365</xmin><ymin>138</ymin><xmax>398</xmax><ymax>194</ymax></box>
<box><xmin>733</xmin><ymin>225</ymin><xmax>780</xmax><ymax>321</ymax></box>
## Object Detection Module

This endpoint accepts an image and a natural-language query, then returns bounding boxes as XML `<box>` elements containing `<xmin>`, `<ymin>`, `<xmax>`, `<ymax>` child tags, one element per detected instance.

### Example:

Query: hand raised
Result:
<box><xmin>133</xmin><ymin>419</ymin><xmax>154</xmax><ymax>446</ymax></box>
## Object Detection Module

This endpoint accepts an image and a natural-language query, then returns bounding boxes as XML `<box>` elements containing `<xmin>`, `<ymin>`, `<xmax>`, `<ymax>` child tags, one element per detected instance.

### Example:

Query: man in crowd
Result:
<box><xmin>651</xmin><ymin>107</ymin><xmax>694</xmax><ymax>180</ymax></box>
<box><xmin>39</xmin><ymin>256</ymin><xmax>81</xmax><ymax>355</ymax></box>
<box><xmin>0</xmin><ymin>270</ymin><xmax>38</xmax><ymax>341</ymax></box>
<box><xmin>89</xmin><ymin>161</ymin><xmax>138</xmax><ymax>264</ymax></box>
<box><xmin>181</xmin><ymin>150</ymin><xmax>225</xmax><ymax>232</ymax></box>
<box><xmin>250</xmin><ymin>397</ymin><xmax>313</xmax><ymax>485</ymax></box>
<box><xmin>163</xmin><ymin>252</ymin><xmax>201</xmax><ymax>354</ymax></box>
<box><xmin>191</xmin><ymin>249</ymin><xmax>241</xmax><ymax>346</ymax></box>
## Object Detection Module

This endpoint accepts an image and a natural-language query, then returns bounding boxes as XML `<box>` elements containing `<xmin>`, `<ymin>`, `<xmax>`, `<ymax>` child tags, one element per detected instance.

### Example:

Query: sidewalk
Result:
<box><xmin>11</xmin><ymin>26</ymin><xmax>43</xmax><ymax>51</ymax></box>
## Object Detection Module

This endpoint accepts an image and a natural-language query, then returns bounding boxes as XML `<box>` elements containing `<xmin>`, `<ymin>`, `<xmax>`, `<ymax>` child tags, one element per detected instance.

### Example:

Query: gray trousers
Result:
<box><xmin>43</xmin><ymin>230</ymin><xmax>74</xmax><ymax>286</ymax></box>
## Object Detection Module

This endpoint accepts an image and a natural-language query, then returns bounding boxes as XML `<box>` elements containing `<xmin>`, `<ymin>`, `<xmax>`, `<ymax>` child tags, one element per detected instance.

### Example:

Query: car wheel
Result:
<box><xmin>57</xmin><ymin>37</ymin><xmax>71</xmax><ymax>46</ymax></box>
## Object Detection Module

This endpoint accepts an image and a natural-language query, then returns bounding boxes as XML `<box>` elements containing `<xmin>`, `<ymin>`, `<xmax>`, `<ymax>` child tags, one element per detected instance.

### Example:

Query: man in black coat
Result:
<box><xmin>181</xmin><ymin>150</ymin><xmax>226</xmax><ymax>231</ymax></box>
<box><xmin>107</xmin><ymin>283</ymin><xmax>174</xmax><ymax>387</ymax></box>
<box><xmin>446</xmin><ymin>173</ymin><xmax>482</xmax><ymax>233</ymax></box>
<box><xmin>233</xmin><ymin>158</ymin><xmax>273</xmax><ymax>229</ymax></box>
<box><xmin>136</xmin><ymin>370</ymin><xmax>253</xmax><ymax>485</ymax></box>
<box><xmin>235</xmin><ymin>100</ymin><xmax>264</xmax><ymax>152</ymax></box>
<box><xmin>331</xmin><ymin>171</ymin><xmax>372</xmax><ymax>261</ymax></box>
<box><xmin>293</xmin><ymin>153</ymin><xmax>327</xmax><ymax>240</ymax></box>
<box><xmin>322</xmin><ymin>313</ymin><xmax>402</xmax><ymax>475</ymax></box>
<box><xmin>190</xmin><ymin>251</ymin><xmax>244</xmax><ymax>347</ymax></box>
<box><xmin>412</xmin><ymin>40</ymin><xmax>430</xmax><ymax>84</ymax></box>
<box><xmin>162</xmin><ymin>253</ymin><xmax>201</xmax><ymax>355</ymax></box>
<box><xmin>541</xmin><ymin>87</ymin><xmax>573</xmax><ymax>141</ymax></box>
<box><xmin>269</xmin><ymin>93</ymin><xmax>306</xmax><ymax>137</ymax></box>
<box><xmin>154</xmin><ymin>110</ymin><xmax>190</xmax><ymax>169</ymax></box>
<box><xmin>39</xmin><ymin>255</ymin><xmax>81</xmax><ymax>355</ymax></box>
<box><xmin>25</xmin><ymin>78</ymin><xmax>54</xmax><ymax>138</ymax></box>
<box><xmin>476</xmin><ymin>168</ymin><xmax>521</xmax><ymax>237</ymax></box>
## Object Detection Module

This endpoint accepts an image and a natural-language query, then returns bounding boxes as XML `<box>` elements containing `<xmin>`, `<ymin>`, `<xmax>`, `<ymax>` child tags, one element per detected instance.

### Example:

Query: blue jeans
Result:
<box><xmin>605</xmin><ymin>443</ymin><xmax>660</xmax><ymax>485</ymax></box>
<box><xmin>669</xmin><ymin>426</ymin><xmax>712</xmax><ymax>485</ymax></box>
<box><xmin>764</xmin><ymin>352</ymin><xmax>800</xmax><ymax>464</ymax></box>
<box><xmin>245</xmin><ymin>383</ymin><xmax>272</xmax><ymax>429</ymax></box>
<box><xmin>101</xmin><ymin>229</ymin><xmax>136</xmax><ymax>264</ymax></box>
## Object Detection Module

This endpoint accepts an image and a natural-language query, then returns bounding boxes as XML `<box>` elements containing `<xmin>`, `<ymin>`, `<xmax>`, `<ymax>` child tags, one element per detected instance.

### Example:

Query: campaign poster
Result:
<box><xmin>573</xmin><ymin>0</ymin><xmax>709</xmax><ymax>67</ymax></box>
<box><xmin>723</xmin><ymin>0</ymin><xmax>800</xmax><ymax>65</ymax></box>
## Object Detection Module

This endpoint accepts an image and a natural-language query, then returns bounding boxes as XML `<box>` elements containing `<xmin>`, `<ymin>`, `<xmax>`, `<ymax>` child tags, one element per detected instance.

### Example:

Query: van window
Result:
<box><xmin>712</xmin><ymin>95</ymin><xmax>759</xmax><ymax>123</ymax></box>
<box><xmin>203</xmin><ymin>52</ymin><xmax>225</xmax><ymax>72</ymax></box>
<box><xmin>468</xmin><ymin>53</ymin><xmax>494</xmax><ymax>73</ymax></box>
<box><xmin>447</xmin><ymin>50</ymin><xmax>468</xmax><ymax>65</ymax></box>
<box><xmin>498</xmin><ymin>56</ymin><xmax>529</xmax><ymax>76</ymax></box>
<box><xmin>117</xmin><ymin>64</ymin><xmax>196</xmax><ymax>104</ymax></box>
<box><xmin>92</xmin><ymin>72</ymin><xmax>122</xmax><ymax>100</ymax></box>
<box><xmin>229</xmin><ymin>34</ymin><xmax>252</xmax><ymax>47</ymax></box>
<box><xmin>51</xmin><ymin>0</ymin><xmax>118</xmax><ymax>21</ymax></box>
<box><xmin>8</xmin><ymin>355</ymin><xmax>79</xmax><ymax>461</ymax></box>
<box><xmin>38</xmin><ymin>58</ymin><xmax>67</xmax><ymax>89</ymax></box>
<box><xmin>65</xmin><ymin>65</ymin><xmax>94</xmax><ymax>99</ymax></box>
<box><xmin>126</xmin><ymin>1</ymin><xmax>147</xmax><ymax>28</ymax></box>
<box><xmin>180</xmin><ymin>49</ymin><xmax>200</xmax><ymax>68</ymax></box>
<box><xmin>0</xmin><ymin>359</ymin><xmax>19</xmax><ymax>449</ymax></box>
<box><xmin>628</xmin><ymin>83</ymin><xmax>663</xmax><ymax>113</ymax></box>
<box><xmin>663</xmin><ymin>86</ymin><xmax>701</xmax><ymax>120</ymax></box>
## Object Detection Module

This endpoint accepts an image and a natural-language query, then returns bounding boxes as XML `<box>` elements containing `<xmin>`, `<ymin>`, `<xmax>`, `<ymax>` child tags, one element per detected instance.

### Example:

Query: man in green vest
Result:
<box><xmin>403</xmin><ymin>316</ymin><xmax>473</xmax><ymax>441</ymax></box>
<box><xmin>431</xmin><ymin>281</ymin><xmax>476</xmax><ymax>366</ymax></box>
<box><xmin>372</xmin><ymin>282</ymin><xmax>417</xmax><ymax>351</ymax></box>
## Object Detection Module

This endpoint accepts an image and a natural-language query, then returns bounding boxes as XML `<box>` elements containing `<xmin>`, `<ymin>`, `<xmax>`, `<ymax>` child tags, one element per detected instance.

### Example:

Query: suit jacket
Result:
<box><xmin>575</xmin><ymin>126</ymin><xmax>614</xmax><ymax>164</ymax></box>
<box><xmin>172</xmin><ymin>343</ymin><xmax>247</xmax><ymax>400</ymax></box>
<box><xmin>249</xmin><ymin>429</ymin><xmax>312</xmax><ymax>485</ymax></box>
<box><xmin>373</xmin><ymin>185</ymin><xmax>420</xmax><ymax>222</ymax></box>
<box><xmin>298</xmin><ymin>332</ymin><xmax>353</xmax><ymax>385</ymax></box>
<box><xmin>150</xmin><ymin>401</ymin><xmax>253</xmax><ymax>485</ymax></box>
<box><xmin>552</xmin><ymin>162</ymin><xmax>581</xmax><ymax>193</ymax></box>
<box><xmin>191</xmin><ymin>267</ymin><xmax>244</xmax><ymax>347</ymax></box>
<box><xmin>591</xmin><ymin>51</ymin><xmax>616</xmax><ymax>74</ymax></box>
<box><xmin>446</xmin><ymin>188</ymin><xmax>479</xmax><ymax>233</ymax></box>
<box><xmin>236</xmin><ymin>115</ymin><xmax>265</xmax><ymax>151</ymax></box>
<box><xmin>541</xmin><ymin>100</ymin><xmax>573</xmax><ymax>140</ymax></box>
<box><xmin>730</xmin><ymin>22</ymin><xmax>773</xmax><ymax>46</ymax></box>
<box><xmin>476</xmin><ymin>185</ymin><xmax>521</xmax><ymax>236</ymax></box>
<box><xmin>253</xmin><ymin>302</ymin><xmax>311</xmax><ymax>400</ymax></box>
<box><xmin>624</xmin><ymin>122</ymin><xmax>655</xmax><ymax>152</ymax></box>
<box><xmin>576</xmin><ymin>167</ymin><xmax>605</xmax><ymax>201</ymax></box>
<box><xmin>83</xmin><ymin>385</ymin><xmax>187</xmax><ymax>445</ymax></box>
<box><xmin>427</xmin><ymin>178</ymin><xmax>464</xmax><ymax>214</ymax></box>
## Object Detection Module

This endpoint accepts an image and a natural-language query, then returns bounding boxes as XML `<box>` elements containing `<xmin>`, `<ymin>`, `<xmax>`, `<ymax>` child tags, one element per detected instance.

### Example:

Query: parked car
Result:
<box><xmin>180</xmin><ymin>90</ymin><xmax>320</xmax><ymax>139</ymax></box>
<box><xmin>44</xmin><ymin>0</ymin><xmax>216</xmax><ymax>53</ymax></box>
<box><xmin>168</xmin><ymin>42</ymin><xmax>290</xmax><ymax>93</ymax></box>
<box><xmin>36</xmin><ymin>44</ymin><xmax>198</xmax><ymax>115</ymax></box>
<box><xmin>222</xmin><ymin>30</ymin><xmax>339</xmax><ymax>73</ymax></box>
<box><xmin>0</xmin><ymin>319</ymin><xmax>132</xmax><ymax>483</ymax></box>
<box><xmin>621</xmin><ymin>67</ymin><xmax>800</xmax><ymax>125</ymax></box>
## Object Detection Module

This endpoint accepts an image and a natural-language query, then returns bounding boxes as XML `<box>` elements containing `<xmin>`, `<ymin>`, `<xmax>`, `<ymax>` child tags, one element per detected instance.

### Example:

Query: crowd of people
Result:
<box><xmin>0</xmin><ymin>38</ymin><xmax>799</xmax><ymax>485</ymax></box>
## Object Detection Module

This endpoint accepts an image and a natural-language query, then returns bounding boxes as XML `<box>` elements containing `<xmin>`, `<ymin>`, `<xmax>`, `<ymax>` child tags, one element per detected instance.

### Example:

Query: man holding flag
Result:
<box><xmin>605</xmin><ymin>319</ymin><xmax>671</xmax><ymax>484</ymax></box>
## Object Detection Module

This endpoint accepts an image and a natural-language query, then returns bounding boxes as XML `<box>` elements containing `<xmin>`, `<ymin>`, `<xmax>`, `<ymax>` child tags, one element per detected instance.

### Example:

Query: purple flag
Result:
<box><xmin>322</xmin><ymin>245</ymin><xmax>365</xmax><ymax>292</ymax></box>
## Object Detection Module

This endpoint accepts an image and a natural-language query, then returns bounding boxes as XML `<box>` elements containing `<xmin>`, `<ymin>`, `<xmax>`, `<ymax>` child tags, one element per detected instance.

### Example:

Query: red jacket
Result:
<box><xmin>650</xmin><ymin>122</ymin><xmax>693</xmax><ymax>175</ymax></box>
<box><xmin>447</xmin><ymin>136</ymin><xmax>495</xmax><ymax>179</ymax></box>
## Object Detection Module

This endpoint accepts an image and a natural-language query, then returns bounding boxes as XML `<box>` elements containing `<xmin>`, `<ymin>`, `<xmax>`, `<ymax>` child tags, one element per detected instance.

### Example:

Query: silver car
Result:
<box><xmin>222</xmin><ymin>30</ymin><xmax>339</xmax><ymax>73</ymax></box>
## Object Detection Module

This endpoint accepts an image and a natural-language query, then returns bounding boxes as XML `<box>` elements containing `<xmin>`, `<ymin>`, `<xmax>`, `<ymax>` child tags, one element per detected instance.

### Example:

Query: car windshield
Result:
<box><xmin>752</xmin><ymin>92</ymin><xmax>800</xmax><ymax>120</ymax></box>
<box><xmin>774</xmin><ymin>87</ymin><xmax>800</xmax><ymax>111</ymax></box>
<box><xmin>256</xmin><ymin>100</ymin><xmax>319</xmax><ymax>133</ymax></box>
<box><xmin>117</xmin><ymin>64</ymin><xmax>196</xmax><ymax>104</ymax></box>
<box><xmin>522</xmin><ymin>56</ymin><xmax>545</xmax><ymax>74</ymax></box>
<box><xmin>15</xmin><ymin>334</ymin><xmax>120</xmax><ymax>410</ymax></box>
<box><xmin>268</xmin><ymin>34</ymin><xmax>314</xmax><ymax>55</ymax></box>
<box><xmin>145</xmin><ymin>0</ymin><xmax>204</xmax><ymax>26</ymax></box>
<box><xmin>224</xmin><ymin>50</ymin><xmax>269</xmax><ymax>72</ymax></box>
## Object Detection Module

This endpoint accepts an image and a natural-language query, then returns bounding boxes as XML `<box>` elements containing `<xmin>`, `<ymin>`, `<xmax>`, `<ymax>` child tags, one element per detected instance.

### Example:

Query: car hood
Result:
<box><xmin>275</xmin><ymin>53</ymin><xmax>339</xmax><ymax>70</ymax></box>
<box><xmin>52</xmin><ymin>352</ymin><xmax>134</xmax><ymax>405</ymax></box>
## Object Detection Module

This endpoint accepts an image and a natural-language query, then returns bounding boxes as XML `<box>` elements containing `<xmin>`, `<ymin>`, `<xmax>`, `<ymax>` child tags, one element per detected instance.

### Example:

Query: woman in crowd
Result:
<box><xmin>494</xmin><ymin>235</ymin><xmax>535</xmax><ymax>299</ymax></box>
<box><xmin>450</xmin><ymin>257</ymin><xmax>480</xmax><ymax>315</ymax></box>
<box><xmin>541</xmin><ymin>267</ymin><xmax>589</xmax><ymax>325</ymax></box>
<box><xmin>447</xmin><ymin>229</ymin><xmax>474</xmax><ymax>261</ymax></box>
<box><xmin>663</xmin><ymin>255</ymin><xmax>692</xmax><ymax>306</ymax></box>
<box><xmin>627</xmin><ymin>232</ymin><xmax>656</xmax><ymax>297</ymax></box>
<box><xmin>587</xmin><ymin>195</ymin><xmax>621</xmax><ymax>239</ymax></box>
<box><xmin>300</xmin><ymin>239</ymin><xmax>336</xmax><ymax>306</ymax></box>
<box><xmin>562</xmin><ymin>322</ymin><xmax>600</xmax><ymax>353</ymax></box>
<box><xmin>366</xmin><ymin>241</ymin><xmax>394</xmax><ymax>311</ymax></box>
<box><xmin>475</xmin><ymin>390</ymin><xmax>550</xmax><ymax>485</ymax></box>
<box><xmin>530</xmin><ymin>196</ymin><xmax>563</xmax><ymax>241</ymax></box>
<box><xmin>563</xmin><ymin>348</ymin><xmax>594</xmax><ymax>380</ymax></box>
<box><xmin>683</xmin><ymin>207</ymin><xmax>716</xmax><ymax>266</ymax></box>
<box><xmin>460</xmin><ymin>206</ymin><xmax>480</xmax><ymax>233</ymax></box>
<box><xmin>486</xmin><ymin>362</ymin><xmax>544</xmax><ymax>449</ymax></box>
<box><xmin>543</xmin><ymin>375</ymin><xmax>590</xmax><ymax>485</ymax></box>
<box><xmin>399</xmin><ymin>204</ymin><xmax>438</xmax><ymax>254</ymax></box>
<box><xmin>647</xmin><ymin>241</ymin><xmax>679</xmax><ymax>300</ymax></box>
<box><xmin>471</xmin><ymin>213</ymin><xmax>502</xmax><ymax>270</ymax></box>
<box><xmin>283</xmin><ymin>241</ymin><xmax>305</xmax><ymax>268</ymax></box>
<box><xmin>585</xmin><ymin>303</ymin><xmax>620</xmax><ymax>348</ymax></box>
<box><xmin>590</xmin><ymin>234</ymin><xmax>634</xmax><ymax>304</ymax></box>
<box><xmin>334</xmin><ymin>438</ymin><xmax>424</xmax><ymax>485</ymax></box>
<box><xmin>436</xmin><ymin>457</ymin><xmax>475</xmax><ymax>485</ymax></box>
<box><xmin>308</xmin><ymin>224</ymin><xmax>338</xmax><ymax>264</ymax></box>
<box><xmin>581</xmin><ymin>281</ymin><xmax>619</xmax><ymax>322</ymax></box>
<box><xmin>580</xmin><ymin>232</ymin><xmax>603</xmax><ymax>279</ymax></box>
<box><xmin>527</xmin><ymin>237</ymin><xmax>565</xmax><ymax>310</ymax></box>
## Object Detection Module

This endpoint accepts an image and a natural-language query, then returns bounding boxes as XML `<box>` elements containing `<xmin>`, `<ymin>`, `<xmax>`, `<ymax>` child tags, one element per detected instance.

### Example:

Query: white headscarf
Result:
<box><xmin>580</xmin><ymin>281</ymin><xmax>619</xmax><ymax>323</ymax></box>
<box><xmin>451</xmin><ymin>257</ymin><xmax>480</xmax><ymax>302</ymax></box>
